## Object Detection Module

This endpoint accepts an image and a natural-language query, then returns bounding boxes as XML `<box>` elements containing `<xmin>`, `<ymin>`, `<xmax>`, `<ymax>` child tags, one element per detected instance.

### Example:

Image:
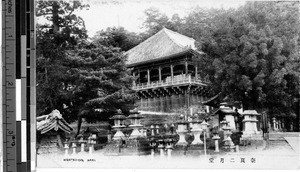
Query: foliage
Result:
<box><xmin>37</xmin><ymin>1</ymin><xmax>89</xmax><ymax>117</ymax></box>
<box><xmin>92</xmin><ymin>27</ymin><xmax>143</xmax><ymax>51</ymax></box>
<box><xmin>36</xmin><ymin>1</ymin><xmax>135</xmax><ymax>133</ymax></box>
<box><xmin>141</xmin><ymin>2</ymin><xmax>300</xmax><ymax>120</ymax></box>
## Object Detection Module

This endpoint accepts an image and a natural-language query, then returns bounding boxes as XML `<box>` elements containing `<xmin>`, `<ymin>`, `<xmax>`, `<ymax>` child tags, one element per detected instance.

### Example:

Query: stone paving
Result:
<box><xmin>284</xmin><ymin>137</ymin><xmax>299</xmax><ymax>154</ymax></box>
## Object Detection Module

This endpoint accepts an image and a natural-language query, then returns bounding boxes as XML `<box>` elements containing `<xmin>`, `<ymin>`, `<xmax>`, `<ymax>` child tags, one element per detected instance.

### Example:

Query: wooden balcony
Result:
<box><xmin>132</xmin><ymin>75</ymin><xmax>210</xmax><ymax>90</ymax></box>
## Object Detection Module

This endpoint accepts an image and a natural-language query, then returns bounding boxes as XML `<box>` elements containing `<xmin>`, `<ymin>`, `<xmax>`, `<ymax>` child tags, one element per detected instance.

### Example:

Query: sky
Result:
<box><xmin>73</xmin><ymin>0</ymin><xmax>247</xmax><ymax>37</ymax></box>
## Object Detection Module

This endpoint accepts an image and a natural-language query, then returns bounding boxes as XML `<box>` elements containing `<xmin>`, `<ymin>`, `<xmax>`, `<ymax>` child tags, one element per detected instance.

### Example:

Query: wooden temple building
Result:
<box><xmin>125</xmin><ymin>28</ymin><xmax>214</xmax><ymax>114</ymax></box>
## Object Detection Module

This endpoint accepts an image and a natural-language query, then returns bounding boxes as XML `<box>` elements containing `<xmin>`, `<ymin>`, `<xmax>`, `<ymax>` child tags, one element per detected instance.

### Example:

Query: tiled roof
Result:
<box><xmin>125</xmin><ymin>28</ymin><xmax>197</xmax><ymax>66</ymax></box>
<box><xmin>37</xmin><ymin>110</ymin><xmax>73</xmax><ymax>134</ymax></box>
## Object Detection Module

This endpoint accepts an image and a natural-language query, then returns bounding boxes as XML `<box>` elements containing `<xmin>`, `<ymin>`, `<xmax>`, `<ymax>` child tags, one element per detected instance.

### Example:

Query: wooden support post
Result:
<box><xmin>159</xmin><ymin>67</ymin><xmax>162</xmax><ymax>82</ymax></box>
<box><xmin>133</xmin><ymin>72</ymin><xmax>136</xmax><ymax>85</ymax></box>
<box><xmin>171</xmin><ymin>65</ymin><xmax>174</xmax><ymax>82</ymax></box>
<box><xmin>147</xmin><ymin>69</ymin><xmax>150</xmax><ymax>84</ymax></box>
<box><xmin>195</xmin><ymin>66</ymin><xmax>198</xmax><ymax>80</ymax></box>
<box><xmin>185</xmin><ymin>61</ymin><xmax>188</xmax><ymax>76</ymax></box>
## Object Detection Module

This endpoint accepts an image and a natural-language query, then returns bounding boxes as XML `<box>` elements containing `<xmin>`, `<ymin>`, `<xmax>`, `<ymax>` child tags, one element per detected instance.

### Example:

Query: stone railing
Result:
<box><xmin>132</xmin><ymin>75</ymin><xmax>210</xmax><ymax>90</ymax></box>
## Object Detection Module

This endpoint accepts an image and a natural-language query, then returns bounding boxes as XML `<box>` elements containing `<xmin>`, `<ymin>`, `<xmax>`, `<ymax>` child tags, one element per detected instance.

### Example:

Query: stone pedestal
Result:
<box><xmin>242</xmin><ymin>110</ymin><xmax>261</xmax><ymax>139</ymax></box>
<box><xmin>71</xmin><ymin>141</ymin><xmax>77</xmax><ymax>155</ymax></box>
<box><xmin>151</xmin><ymin>125</ymin><xmax>155</xmax><ymax>136</ymax></box>
<box><xmin>235</xmin><ymin>145</ymin><xmax>239</xmax><ymax>152</ymax></box>
<box><xmin>88</xmin><ymin>141</ymin><xmax>96</xmax><ymax>154</ymax></box>
<box><xmin>216</xmin><ymin>103</ymin><xmax>236</xmax><ymax>130</ymax></box>
<box><xmin>166</xmin><ymin>143</ymin><xmax>173</xmax><ymax>158</ymax></box>
<box><xmin>150</xmin><ymin>142</ymin><xmax>156</xmax><ymax>156</ymax></box>
<box><xmin>63</xmin><ymin>141</ymin><xmax>69</xmax><ymax>155</ymax></box>
<box><xmin>222</xmin><ymin>125</ymin><xmax>234</xmax><ymax>151</ymax></box>
<box><xmin>157</xmin><ymin>142</ymin><xmax>165</xmax><ymax>157</ymax></box>
<box><xmin>156</xmin><ymin>125</ymin><xmax>160</xmax><ymax>135</ymax></box>
<box><xmin>225</xmin><ymin>114</ymin><xmax>236</xmax><ymax>130</ymax></box>
<box><xmin>110</xmin><ymin>111</ymin><xmax>126</xmax><ymax>140</ymax></box>
<box><xmin>128</xmin><ymin>110</ymin><xmax>144</xmax><ymax>138</ymax></box>
<box><xmin>78</xmin><ymin>136</ymin><xmax>87</xmax><ymax>153</ymax></box>
<box><xmin>212</xmin><ymin>134</ymin><xmax>220</xmax><ymax>152</ymax></box>
<box><xmin>190</xmin><ymin>120</ymin><xmax>203</xmax><ymax>145</ymax></box>
<box><xmin>176</xmin><ymin>121</ymin><xmax>188</xmax><ymax>146</ymax></box>
<box><xmin>272</xmin><ymin>117</ymin><xmax>278</xmax><ymax>131</ymax></box>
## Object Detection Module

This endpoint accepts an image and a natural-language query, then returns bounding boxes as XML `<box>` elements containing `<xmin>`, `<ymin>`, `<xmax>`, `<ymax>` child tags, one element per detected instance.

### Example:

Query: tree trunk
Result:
<box><xmin>75</xmin><ymin>115</ymin><xmax>82</xmax><ymax>138</ymax></box>
<box><xmin>52</xmin><ymin>2</ymin><xmax>60</xmax><ymax>34</ymax></box>
<box><xmin>56</xmin><ymin>134</ymin><xmax>63</xmax><ymax>148</ymax></box>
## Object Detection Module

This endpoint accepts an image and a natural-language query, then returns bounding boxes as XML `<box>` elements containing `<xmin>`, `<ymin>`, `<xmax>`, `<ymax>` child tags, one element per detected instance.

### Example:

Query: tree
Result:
<box><xmin>142</xmin><ymin>7</ymin><xmax>184</xmax><ymax>37</ymax></box>
<box><xmin>37</xmin><ymin>1</ymin><xmax>89</xmax><ymax>116</ymax></box>
<box><xmin>192</xmin><ymin>1</ymin><xmax>299</xmax><ymax>123</ymax></box>
<box><xmin>92</xmin><ymin>27</ymin><xmax>142</xmax><ymax>51</ymax></box>
<box><xmin>63</xmin><ymin>40</ymin><xmax>135</xmax><ymax>136</ymax></box>
<box><xmin>37</xmin><ymin>1</ymin><xmax>136</xmax><ymax>137</ymax></box>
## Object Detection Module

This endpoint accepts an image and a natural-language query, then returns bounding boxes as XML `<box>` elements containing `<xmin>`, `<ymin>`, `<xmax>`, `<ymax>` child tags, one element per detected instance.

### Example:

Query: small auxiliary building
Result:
<box><xmin>125</xmin><ymin>28</ymin><xmax>213</xmax><ymax>113</ymax></box>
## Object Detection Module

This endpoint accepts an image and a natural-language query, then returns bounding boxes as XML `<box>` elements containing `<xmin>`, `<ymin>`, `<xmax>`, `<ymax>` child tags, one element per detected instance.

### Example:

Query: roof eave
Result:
<box><xmin>126</xmin><ymin>49</ymin><xmax>203</xmax><ymax>68</ymax></box>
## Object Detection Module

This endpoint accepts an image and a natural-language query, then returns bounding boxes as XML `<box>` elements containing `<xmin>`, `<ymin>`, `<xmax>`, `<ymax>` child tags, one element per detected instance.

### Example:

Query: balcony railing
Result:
<box><xmin>132</xmin><ymin>75</ymin><xmax>210</xmax><ymax>90</ymax></box>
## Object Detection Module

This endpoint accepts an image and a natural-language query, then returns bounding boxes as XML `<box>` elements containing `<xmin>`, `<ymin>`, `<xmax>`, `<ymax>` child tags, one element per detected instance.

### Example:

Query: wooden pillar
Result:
<box><xmin>195</xmin><ymin>66</ymin><xmax>198</xmax><ymax>80</ymax></box>
<box><xmin>133</xmin><ymin>72</ymin><xmax>136</xmax><ymax>85</ymax></box>
<box><xmin>159</xmin><ymin>67</ymin><xmax>162</xmax><ymax>82</ymax></box>
<box><xmin>147</xmin><ymin>69</ymin><xmax>150</xmax><ymax>84</ymax></box>
<box><xmin>171</xmin><ymin>65</ymin><xmax>174</xmax><ymax>81</ymax></box>
<box><xmin>185</xmin><ymin>61</ymin><xmax>188</xmax><ymax>76</ymax></box>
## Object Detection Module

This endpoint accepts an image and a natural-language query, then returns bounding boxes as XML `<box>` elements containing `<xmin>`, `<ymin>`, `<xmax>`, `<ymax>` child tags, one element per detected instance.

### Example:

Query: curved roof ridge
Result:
<box><xmin>162</xmin><ymin>28</ymin><xmax>185</xmax><ymax>49</ymax></box>
<box><xmin>162</xmin><ymin>28</ymin><xmax>196</xmax><ymax>49</ymax></box>
<box><xmin>163</xmin><ymin>27</ymin><xmax>195</xmax><ymax>41</ymax></box>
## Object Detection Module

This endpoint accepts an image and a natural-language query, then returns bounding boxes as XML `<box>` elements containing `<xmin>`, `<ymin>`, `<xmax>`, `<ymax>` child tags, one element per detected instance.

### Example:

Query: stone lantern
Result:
<box><xmin>272</xmin><ymin>117</ymin><xmax>278</xmax><ymax>131</ymax></box>
<box><xmin>127</xmin><ymin>109</ymin><xmax>144</xmax><ymax>138</ymax></box>
<box><xmin>149</xmin><ymin>139</ymin><xmax>157</xmax><ymax>156</ymax></box>
<box><xmin>220</xmin><ymin>118</ymin><xmax>229</xmax><ymax>130</ymax></box>
<box><xmin>87</xmin><ymin>134</ymin><xmax>97</xmax><ymax>154</ymax></box>
<box><xmin>221</xmin><ymin>118</ymin><xmax>234</xmax><ymax>151</ymax></box>
<box><xmin>77</xmin><ymin>135</ymin><xmax>87</xmax><ymax>153</ymax></box>
<box><xmin>212</xmin><ymin>132</ymin><xmax>220</xmax><ymax>152</ymax></box>
<box><xmin>157</xmin><ymin>139</ymin><xmax>165</xmax><ymax>157</ymax></box>
<box><xmin>201</xmin><ymin>120</ymin><xmax>209</xmax><ymax>155</ymax></box>
<box><xmin>190</xmin><ymin>114</ymin><xmax>203</xmax><ymax>145</ymax></box>
<box><xmin>176</xmin><ymin>118</ymin><xmax>189</xmax><ymax>146</ymax></box>
<box><xmin>110</xmin><ymin>110</ymin><xmax>126</xmax><ymax>140</ymax></box>
<box><xmin>215</xmin><ymin>102</ymin><xmax>236</xmax><ymax>130</ymax></box>
<box><xmin>63</xmin><ymin>139</ymin><xmax>69</xmax><ymax>155</ymax></box>
<box><xmin>71</xmin><ymin>139</ymin><xmax>78</xmax><ymax>154</ymax></box>
<box><xmin>242</xmin><ymin>110</ymin><xmax>260</xmax><ymax>136</ymax></box>
<box><xmin>165</xmin><ymin>138</ymin><xmax>174</xmax><ymax>158</ymax></box>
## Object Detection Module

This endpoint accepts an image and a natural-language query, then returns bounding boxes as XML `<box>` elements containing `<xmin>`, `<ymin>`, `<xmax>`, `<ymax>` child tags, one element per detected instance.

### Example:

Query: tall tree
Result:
<box><xmin>63</xmin><ymin>40</ymin><xmax>135</xmax><ymax>136</ymax></box>
<box><xmin>37</xmin><ymin>1</ymin><xmax>136</xmax><ymax>136</ymax></box>
<box><xmin>92</xmin><ymin>27</ymin><xmax>142</xmax><ymax>51</ymax></box>
<box><xmin>142</xmin><ymin>7</ymin><xmax>184</xmax><ymax>37</ymax></box>
<box><xmin>193</xmin><ymin>2</ymin><xmax>299</xmax><ymax>124</ymax></box>
<box><xmin>36</xmin><ymin>1</ymin><xmax>89</xmax><ymax>116</ymax></box>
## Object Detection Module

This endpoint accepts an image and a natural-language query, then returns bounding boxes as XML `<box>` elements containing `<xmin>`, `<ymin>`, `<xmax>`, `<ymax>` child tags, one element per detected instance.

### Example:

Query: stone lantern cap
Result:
<box><xmin>220</xmin><ymin>120</ymin><xmax>229</xmax><ymax>124</ymax></box>
<box><xmin>241</xmin><ymin>110</ymin><xmax>260</xmax><ymax>116</ymax></box>
<box><xmin>63</xmin><ymin>139</ymin><xmax>69</xmax><ymax>144</ymax></box>
<box><xmin>220</xmin><ymin>107</ymin><xmax>235</xmax><ymax>113</ymax></box>
<box><xmin>191</xmin><ymin>119</ymin><xmax>203</xmax><ymax>123</ymax></box>
<box><xmin>214</xmin><ymin>107</ymin><xmax>236</xmax><ymax>116</ymax></box>
<box><xmin>110</xmin><ymin>109</ymin><xmax>126</xmax><ymax>120</ymax></box>
<box><xmin>220</xmin><ymin>102</ymin><xmax>229</xmax><ymax>106</ymax></box>
<box><xmin>127</xmin><ymin>114</ymin><xmax>144</xmax><ymax>119</ymax></box>
<box><xmin>177</xmin><ymin>120</ymin><xmax>189</xmax><ymax>124</ymax></box>
<box><xmin>110</xmin><ymin>115</ymin><xmax>126</xmax><ymax>120</ymax></box>
<box><xmin>201</xmin><ymin>120</ymin><xmax>208</xmax><ymax>126</ymax></box>
<box><xmin>71</xmin><ymin>139</ymin><xmax>78</xmax><ymax>143</ymax></box>
<box><xmin>129</xmin><ymin>108</ymin><xmax>140</xmax><ymax>114</ymax></box>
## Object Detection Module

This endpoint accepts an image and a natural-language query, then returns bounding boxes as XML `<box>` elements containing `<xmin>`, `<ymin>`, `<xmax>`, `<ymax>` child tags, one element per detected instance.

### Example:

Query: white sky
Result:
<box><xmin>74</xmin><ymin>0</ymin><xmax>246</xmax><ymax>37</ymax></box>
